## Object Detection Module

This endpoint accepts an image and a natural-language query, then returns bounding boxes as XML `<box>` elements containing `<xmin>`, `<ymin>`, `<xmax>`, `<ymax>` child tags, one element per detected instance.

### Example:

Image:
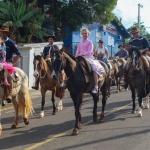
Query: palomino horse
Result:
<box><xmin>113</xmin><ymin>58</ymin><xmax>126</xmax><ymax>92</ymax></box>
<box><xmin>0</xmin><ymin>67</ymin><xmax>34</xmax><ymax>136</ymax></box>
<box><xmin>33</xmin><ymin>54</ymin><xmax>65</xmax><ymax>118</ymax></box>
<box><xmin>51</xmin><ymin>50</ymin><xmax>109</xmax><ymax>135</ymax></box>
<box><xmin>127</xmin><ymin>47</ymin><xmax>150</xmax><ymax>117</ymax></box>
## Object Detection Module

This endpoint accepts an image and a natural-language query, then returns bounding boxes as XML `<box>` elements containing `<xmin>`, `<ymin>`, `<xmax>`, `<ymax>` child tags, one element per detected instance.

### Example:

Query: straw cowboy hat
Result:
<box><xmin>0</xmin><ymin>26</ymin><xmax>9</xmax><ymax>32</ymax></box>
<box><xmin>130</xmin><ymin>27</ymin><xmax>140</xmax><ymax>34</ymax></box>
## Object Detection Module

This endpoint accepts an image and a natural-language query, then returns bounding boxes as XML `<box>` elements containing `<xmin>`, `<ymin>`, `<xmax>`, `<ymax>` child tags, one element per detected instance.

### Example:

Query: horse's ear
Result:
<box><xmin>60</xmin><ymin>47</ymin><xmax>64</xmax><ymax>53</ymax></box>
<box><xmin>34</xmin><ymin>52</ymin><xmax>36</xmax><ymax>57</ymax></box>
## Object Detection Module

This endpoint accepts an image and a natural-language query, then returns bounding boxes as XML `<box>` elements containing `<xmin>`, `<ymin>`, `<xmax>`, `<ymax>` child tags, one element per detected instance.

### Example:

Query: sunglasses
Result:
<box><xmin>132</xmin><ymin>32</ymin><xmax>139</xmax><ymax>34</ymax></box>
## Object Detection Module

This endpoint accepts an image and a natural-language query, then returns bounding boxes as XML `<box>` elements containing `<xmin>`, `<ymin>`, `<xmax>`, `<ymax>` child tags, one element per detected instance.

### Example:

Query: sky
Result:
<box><xmin>113</xmin><ymin>0</ymin><xmax>150</xmax><ymax>33</ymax></box>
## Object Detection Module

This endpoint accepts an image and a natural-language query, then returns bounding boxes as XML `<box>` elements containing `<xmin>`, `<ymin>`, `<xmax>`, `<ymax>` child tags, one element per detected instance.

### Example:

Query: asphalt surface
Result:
<box><xmin>0</xmin><ymin>86</ymin><xmax>150</xmax><ymax>150</ymax></box>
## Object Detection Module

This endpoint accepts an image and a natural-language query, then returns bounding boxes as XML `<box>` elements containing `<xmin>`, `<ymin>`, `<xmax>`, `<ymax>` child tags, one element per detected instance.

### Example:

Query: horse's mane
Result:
<box><xmin>119</xmin><ymin>58</ymin><xmax>126</xmax><ymax>66</ymax></box>
<box><xmin>129</xmin><ymin>47</ymin><xmax>141</xmax><ymax>58</ymax></box>
<box><xmin>40</xmin><ymin>57</ymin><xmax>48</xmax><ymax>73</ymax></box>
<box><xmin>63</xmin><ymin>52</ymin><xmax>76</xmax><ymax>62</ymax></box>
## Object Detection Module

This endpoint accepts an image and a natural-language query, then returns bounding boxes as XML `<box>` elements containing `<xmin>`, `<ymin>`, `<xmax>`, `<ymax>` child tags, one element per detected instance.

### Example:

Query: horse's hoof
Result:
<box><xmin>99</xmin><ymin>119</ymin><xmax>104</xmax><ymax>123</ymax></box>
<box><xmin>52</xmin><ymin>112</ymin><xmax>56</xmax><ymax>115</ymax></box>
<box><xmin>145</xmin><ymin>104</ymin><xmax>149</xmax><ymax>109</ymax></box>
<box><xmin>23</xmin><ymin>118</ymin><xmax>29</xmax><ymax>125</ymax></box>
<box><xmin>137</xmin><ymin>108</ymin><xmax>142</xmax><ymax>117</ymax></box>
<box><xmin>141</xmin><ymin>103</ymin><xmax>145</xmax><ymax>109</ymax></box>
<box><xmin>11</xmin><ymin>124</ymin><xmax>17</xmax><ymax>129</ymax></box>
<box><xmin>131</xmin><ymin>110</ymin><xmax>136</xmax><ymax>114</ymax></box>
<box><xmin>72</xmin><ymin>128</ymin><xmax>79</xmax><ymax>136</ymax></box>
<box><xmin>78</xmin><ymin>123</ymin><xmax>82</xmax><ymax>129</ymax></box>
<box><xmin>93</xmin><ymin>117</ymin><xmax>98</xmax><ymax>123</ymax></box>
<box><xmin>39</xmin><ymin>111</ymin><xmax>44</xmax><ymax>118</ymax></box>
<box><xmin>116</xmin><ymin>90</ymin><xmax>119</xmax><ymax>93</ymax></box>
<box><xmin>57</xmin><ymin>106</ymin><xmax>63</xmax><ymax>111</ymax></box>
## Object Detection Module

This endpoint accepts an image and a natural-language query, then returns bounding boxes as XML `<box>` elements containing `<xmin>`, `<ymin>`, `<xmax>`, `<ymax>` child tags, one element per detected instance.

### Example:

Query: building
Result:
<box><xmin>63</xmin><ymin>20</ymin><xmax>131</xmax><ymax>57</ymax></box>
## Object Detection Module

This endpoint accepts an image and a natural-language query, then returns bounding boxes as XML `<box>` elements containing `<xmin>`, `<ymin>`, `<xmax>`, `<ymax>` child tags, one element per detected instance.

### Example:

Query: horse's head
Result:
<box><xmin>129</xmin><ymin>47</ymin><xmax>141</xmax><ymax>68</ymax></box>
<box><xmin>33</xmin><ymin>54</ymin><xmax>44</xmax><ymax>78</ymax></box>
<box><xmin>51</xmin><ymin>50</ymin><xmax>65</xmax><ymax>80</ymax></box>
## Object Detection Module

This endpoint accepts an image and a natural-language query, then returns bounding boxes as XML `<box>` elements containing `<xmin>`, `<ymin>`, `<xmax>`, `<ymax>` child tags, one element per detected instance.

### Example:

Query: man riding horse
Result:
<box><xmin>124</xmin><ymin>27</ymin><xmax>150</xmax><ymax>89</ymax></box>
<box><xmin>0</xmin><ymin>26</ymin><xmax>21</xmax><ymax>105</ymax></box>
<box><xmin>32</xmin><ymin>35</ymin><xmax>66</xmax><ymax>90</ymax></box>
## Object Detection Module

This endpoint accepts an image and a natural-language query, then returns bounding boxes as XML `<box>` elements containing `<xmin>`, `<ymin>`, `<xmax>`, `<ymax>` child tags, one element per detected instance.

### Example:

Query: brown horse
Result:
<box><xmin>51</xmin><ymin>50</ymin><xmax>109</xmax><ymax>135</ymax></box>
<box><xmin>33</xmin><ymin>54</ymin><xmax>65</xmax><ymax>118</ymax></box>
<box><xmin>0</xmin><ymin>68</ymin><xmax>34</xmax><ymax>136</ymax></box>
<box><xmin>113</xmin><ymin>58</ymin><xmax>127</xmax><ymax>92</ymax></box>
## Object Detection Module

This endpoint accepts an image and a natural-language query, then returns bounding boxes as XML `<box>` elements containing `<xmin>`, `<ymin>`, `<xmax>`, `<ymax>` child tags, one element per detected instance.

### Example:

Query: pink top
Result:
<box><xmin>75</xmin><ymin>39</ymin><xmax>94</xmax><ymax>57</ymax></box>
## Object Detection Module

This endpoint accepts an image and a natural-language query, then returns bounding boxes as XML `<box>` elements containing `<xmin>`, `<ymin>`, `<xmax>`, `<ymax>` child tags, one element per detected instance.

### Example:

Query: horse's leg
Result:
<box><xmin>130</xmin><ymin>86</ymin><xmax>136</xmax><ymax>113</ymax></box>
<box><xmin>99</xmin><ymin>82</ymin><xmax>107</xmax><ymax>123</ymax></box>
<box><xmin>71</xmin><ymin>93</ymin><xmax>83</xmax><ymax>135</ymax></box>
<box><xmin>115</xmin><ymin>76</ymin><xmax>119</xmax><ymax>93</ymax></box>
<box><xmin>51</xmin><ymin>88</ymin><xmax>57</xmax><ymax>115</ymax></box>
<box><xmin>145</xmin><ymin>84</ymin><xmax>150</xmax><ymax>109</ymax></box>
<box><xmin>20</xmin><ymin>92</ymin><xmax>29</xmax><ymax>125</ymax></box>
<box><xmin>118</xmin><ymin>76</ymin><xmax>122</xmax><ymax>92</ymax></box>
<box><xmin>39</xmin><ymin>89</ymin><xmax>46</xmax><ymax>118</ymax></box>
<box><xmin>57</xmin><ymin>100</ymin><xmax>63</xmax><ymax>111</ymax></box>
<box><xmin>0</xmin><ymin>99</ymin><xmax>2</xmax><ymax>136</ymax></box>
<box><xmin>11</xmin><ymin>96</ymin><xmax>19</xmax><ymax>128</ymax></box>
<box><xmin>137</xmin><ymin>94</ymin><xmax>143</xmax><ymax>117</ymax></box>
<box><xmin>91</xmin><ymin>93</ymin><xmax>98</xmax><ymax>122</ymax></box>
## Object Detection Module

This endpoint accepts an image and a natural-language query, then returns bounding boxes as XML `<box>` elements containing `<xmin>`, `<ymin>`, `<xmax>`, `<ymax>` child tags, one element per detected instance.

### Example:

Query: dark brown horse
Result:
<box><xmin>51</xmin><ymin>50</ymin><xmax>109</xmax><ymax>135</ymax></box>
<box><xmin>127</xmin><ymin>47</ymin><xmax>150</xmax><ymax>116</ymax></box>
<box><xmin>33</xmin><ymin>54</ymin><xmax>65</xmax><ymax>118</ymax></box>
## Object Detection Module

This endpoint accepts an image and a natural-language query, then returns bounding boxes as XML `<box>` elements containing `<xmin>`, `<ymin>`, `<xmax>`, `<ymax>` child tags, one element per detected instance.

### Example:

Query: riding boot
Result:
<box><xmin>6</xmin><ymin>82</ymin><xmax>13</xmax><ymax>103</ymax></box>
<box><xmin>32</xmin><ymin>77</ymin><xmax>39</xmax><ymax>90</ymax></box>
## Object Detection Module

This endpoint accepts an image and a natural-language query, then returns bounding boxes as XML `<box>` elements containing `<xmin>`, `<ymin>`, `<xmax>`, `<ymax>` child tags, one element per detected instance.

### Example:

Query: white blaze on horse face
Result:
<box><xmin>51</xmin><ymin>70</ymin><xmax>56</xmax><ymax>78</ymax></box>
<box><xmin>33</xmin><ymin>60</ymin><xmax>39</xmax><ymax>77</ymax></box>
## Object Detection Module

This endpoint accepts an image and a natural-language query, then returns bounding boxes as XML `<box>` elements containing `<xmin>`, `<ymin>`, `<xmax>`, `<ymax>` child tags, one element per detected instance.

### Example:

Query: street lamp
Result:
<box><xmin>138</xmin><ymin>4</ymin><xmax>143</xmax><ymax>28</ymax></box>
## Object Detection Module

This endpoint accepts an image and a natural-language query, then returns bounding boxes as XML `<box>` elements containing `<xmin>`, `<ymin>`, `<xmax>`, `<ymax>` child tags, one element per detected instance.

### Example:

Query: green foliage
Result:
<box><xmin>0</xmin><ymin>0</ymin><xmax>50</xmax><ymax>43</ymax></box>
<box><xmin>47</xmin><ymin>0</ymin><xmax>117</xmax><ymax>39</ymax></box>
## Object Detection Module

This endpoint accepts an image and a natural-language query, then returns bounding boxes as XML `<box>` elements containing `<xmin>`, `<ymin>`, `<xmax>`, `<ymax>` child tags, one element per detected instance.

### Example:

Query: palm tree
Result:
<box><xmin>0</xmin><ymin>0</ymin><xmax>51</xmax><ymax>42</ymax></box>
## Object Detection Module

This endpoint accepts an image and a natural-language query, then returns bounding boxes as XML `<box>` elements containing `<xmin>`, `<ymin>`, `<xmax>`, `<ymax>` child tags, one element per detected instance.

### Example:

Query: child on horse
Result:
<box><xmin>0</xmin><ymin>37</ymin><xmax>16</xmax><ymax>86</ymax></box>
<box><xmin>76</xmin><ymin>28</ymin><xmax>105</xmax><ymax>93</ymax></box>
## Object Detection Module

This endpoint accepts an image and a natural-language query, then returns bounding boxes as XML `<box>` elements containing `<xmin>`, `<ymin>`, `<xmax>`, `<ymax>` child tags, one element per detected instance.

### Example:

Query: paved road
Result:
<box><xmin>0</xmin><ymin>87</ymin><xmax>150</xmax><ymax>150</ymax></box>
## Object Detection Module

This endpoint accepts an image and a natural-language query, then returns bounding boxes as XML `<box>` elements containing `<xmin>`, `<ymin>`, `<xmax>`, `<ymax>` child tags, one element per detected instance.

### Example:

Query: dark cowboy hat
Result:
<box><xmin>118</xmin><ymin>44</ymin><xmax>124</xmax><ymax>48</ymax></box>
<box><xmin>0</xmin><ymin>26</ymin><xmax>9</xmax><ymax>32</ymax></box>
<box><xmin>98</xmin><ymin>40</ymin><xmax>103</xmax><ymax>43</ymax></box>
<box><xmin>48</xmin><ymin>35</ymin><xmax>56</xmax><ymax>41</ymax></box>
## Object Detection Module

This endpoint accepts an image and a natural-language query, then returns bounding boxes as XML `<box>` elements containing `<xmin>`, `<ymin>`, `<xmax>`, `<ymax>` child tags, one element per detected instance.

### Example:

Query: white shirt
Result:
<box><xmin>95</xmin><ymin>46</ymin><xmax>108</xmax><ymax>58</ymax></box>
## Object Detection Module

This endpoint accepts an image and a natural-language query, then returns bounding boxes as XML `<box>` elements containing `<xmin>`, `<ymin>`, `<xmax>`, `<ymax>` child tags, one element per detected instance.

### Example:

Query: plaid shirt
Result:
<box><xmin>115</xmin><ymin>50</ymin><xmax>128</xmax><ymax>58</ymax></box>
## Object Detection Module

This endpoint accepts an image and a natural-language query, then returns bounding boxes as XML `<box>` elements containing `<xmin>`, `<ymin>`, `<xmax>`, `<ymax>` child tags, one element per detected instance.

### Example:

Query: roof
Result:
<box><xmin>111</xmin><ymin>20</ymin><xmax>131</xmax><ymax>39</ymax></box>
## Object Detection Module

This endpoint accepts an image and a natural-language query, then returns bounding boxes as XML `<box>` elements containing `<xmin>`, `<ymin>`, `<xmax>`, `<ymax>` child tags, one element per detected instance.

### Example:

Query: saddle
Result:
<box><xmin>76</xmin><ymin>56</ymin><xmax>92</xmax><ymax>83</ymax></box>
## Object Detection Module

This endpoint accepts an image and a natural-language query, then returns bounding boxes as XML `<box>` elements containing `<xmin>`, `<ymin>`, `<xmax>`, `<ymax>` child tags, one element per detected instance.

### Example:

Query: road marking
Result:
<box><xmin>1</xmin><ymin>106</ymin><xmax>14</xmax><ymax>111</ymax></box>
<box><xmin>25</xmin><ymin>102</ymin><xmax>132</xmax><ymax>150</ymax></box>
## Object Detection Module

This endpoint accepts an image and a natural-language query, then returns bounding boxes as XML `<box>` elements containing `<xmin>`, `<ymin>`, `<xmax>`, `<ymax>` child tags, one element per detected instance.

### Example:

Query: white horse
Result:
<box><xmin>0</xmin><ymin>67</ymin><xmax>34</xmax><ymax>136</ymax></box>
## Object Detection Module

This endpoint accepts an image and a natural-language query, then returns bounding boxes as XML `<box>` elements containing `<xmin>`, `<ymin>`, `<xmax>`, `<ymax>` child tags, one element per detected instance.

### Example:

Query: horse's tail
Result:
<box><xmin>18</xmin><ymin>89</ymin><xmax>34</xmax><ymax>116</ymax></box>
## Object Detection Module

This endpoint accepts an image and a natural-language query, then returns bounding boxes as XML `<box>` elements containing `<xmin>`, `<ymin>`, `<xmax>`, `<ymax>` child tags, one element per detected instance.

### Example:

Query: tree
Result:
<box><xmin>0</xmin><ymin>0</ymin><xmax>50</xmax><ymax>42</ymax></box>
<box><xmin>46</xmin><ymin>0</ymin><xmax>117</xmax><ymax>40</ymax></box>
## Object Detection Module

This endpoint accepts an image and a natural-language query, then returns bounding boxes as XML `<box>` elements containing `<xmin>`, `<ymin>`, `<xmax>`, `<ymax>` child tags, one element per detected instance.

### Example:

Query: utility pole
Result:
<box><xmin>138</xmin><ymin>4</ymin><xmax>143</xmax><ymax>28</ymax></box>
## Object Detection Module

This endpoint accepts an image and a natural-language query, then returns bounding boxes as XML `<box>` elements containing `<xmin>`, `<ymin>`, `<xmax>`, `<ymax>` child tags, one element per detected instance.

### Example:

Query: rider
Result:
<box><xmin>76</xmin><ymin>28</ymin><xmax>105</xmax><ymax>93</ymax></box>
<box><xmin>124</xmin><ymin>27</ymin><xmax>150</xmax><ymax>89</ymax></box>
<box><xmin>32</xmin><ymin>35</ymin><xmax>66</xmax><ymax>90</ymax></box>
<box><xmin>95</xmin><ymin>40</ymin><xmax>110</xmax><ymax>69</ymax></box>
<box><xmin>114</xmin><ymin>44</ymin><xmax>128</xmax><ymax>59</ymax></box>
<box><xmin>0</xmin><ymin>26</ymin><xmax>22</xmax><ymax>103</ymax></box>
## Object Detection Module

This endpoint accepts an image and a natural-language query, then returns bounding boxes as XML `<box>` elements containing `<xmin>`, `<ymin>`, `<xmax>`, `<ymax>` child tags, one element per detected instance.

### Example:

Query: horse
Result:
<box><xmin>127</xmin><ymin>47</ymin><xmax>150</xmax><ymax>117</ymax></box>
<box><xmin>112</xmin><ymin>58</ymin><xmax>127</xmax><ymax>92</ymax></box>
<box><xmin>33</xmin><ymin>54</ymin><xmax>66</xmax><ymax>118</ymax></box>
<box><xmin>0</xmin><ymin>67</ymin><xmax>34</xmax><ymax>136</ymax></box>
<box><xmin>51</xmin><ymin>50</ymin><xmax>109</xmax><ymax>135</ymax></box>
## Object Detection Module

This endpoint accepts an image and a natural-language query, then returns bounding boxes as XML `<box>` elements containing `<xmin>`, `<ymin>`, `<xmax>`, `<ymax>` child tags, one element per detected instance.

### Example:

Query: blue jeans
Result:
<box><xmin>102</xmin><ymin>58</ymin><xmax>110</xmax><ymax>69</ymax></box>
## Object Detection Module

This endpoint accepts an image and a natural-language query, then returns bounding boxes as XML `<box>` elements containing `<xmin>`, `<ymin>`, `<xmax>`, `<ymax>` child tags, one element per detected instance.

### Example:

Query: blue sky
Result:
<box><xmin>113</xmin><ymin>0</ymin><xmax>150</xmax><ymax>33</ymax></box>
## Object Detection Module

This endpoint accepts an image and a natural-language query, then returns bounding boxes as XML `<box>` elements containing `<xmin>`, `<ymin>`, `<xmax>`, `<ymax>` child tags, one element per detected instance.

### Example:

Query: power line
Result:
<box><xmin>124</xmin><ymin>17</ymin><xmax>138</xmax><ymax>26</ymax></box>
